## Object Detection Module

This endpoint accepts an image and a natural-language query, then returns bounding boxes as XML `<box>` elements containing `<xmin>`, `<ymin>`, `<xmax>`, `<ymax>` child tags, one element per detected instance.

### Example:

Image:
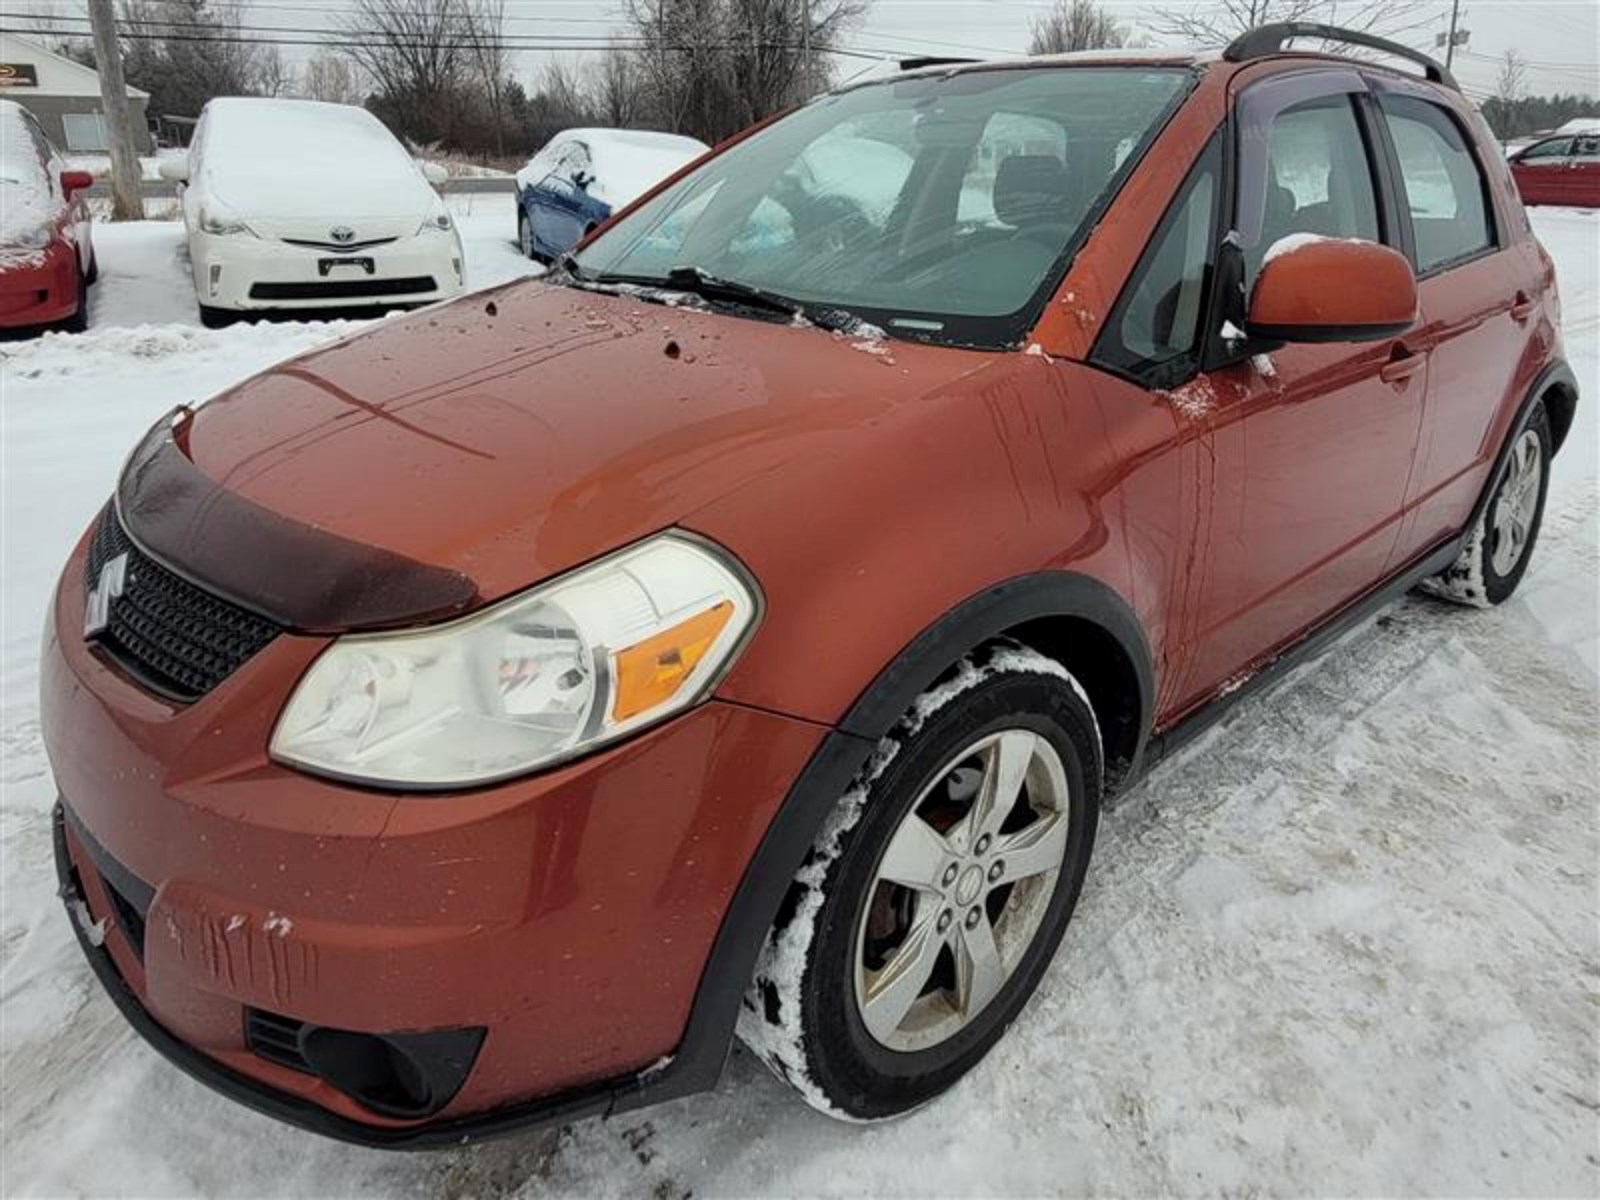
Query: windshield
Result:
<box><xmin>573</xmin><ymin>67</ymin><xmax>1192</xmax><ymax>348</ymax></box>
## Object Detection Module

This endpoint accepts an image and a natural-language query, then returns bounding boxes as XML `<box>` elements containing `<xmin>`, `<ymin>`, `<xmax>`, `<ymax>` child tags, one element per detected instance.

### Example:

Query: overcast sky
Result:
<box><xmin>20</xmin><ymin>1</ymin><xmax>1600</xmax><ymax>101</ymax></box>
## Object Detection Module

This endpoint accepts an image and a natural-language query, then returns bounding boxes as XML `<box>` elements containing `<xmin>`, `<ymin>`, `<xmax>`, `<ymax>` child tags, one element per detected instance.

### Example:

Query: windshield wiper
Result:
<box><xmin>570</xmin><ymin>262</ymin><xmax>863</xmax><ymax>334</ymax></box>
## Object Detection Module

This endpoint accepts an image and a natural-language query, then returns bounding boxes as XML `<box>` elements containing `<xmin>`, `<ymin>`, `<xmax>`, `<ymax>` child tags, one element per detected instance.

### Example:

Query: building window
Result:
<box><xmin>63</xmin><ymin>112</ymin><xmax>108</xmax><ymax>152</ymax></box>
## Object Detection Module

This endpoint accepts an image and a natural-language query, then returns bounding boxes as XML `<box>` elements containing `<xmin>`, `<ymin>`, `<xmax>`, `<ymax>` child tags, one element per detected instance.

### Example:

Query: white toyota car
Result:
<box><xmin>163</xmin><ymin>98</ymin><xmax>463</xmax><ymax>325</ymax></box>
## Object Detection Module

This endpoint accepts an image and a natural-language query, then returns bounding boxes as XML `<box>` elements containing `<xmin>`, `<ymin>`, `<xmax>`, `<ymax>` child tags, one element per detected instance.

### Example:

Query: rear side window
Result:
<box><xmin>1249</xmin><ymin>94</ymin><xmax>1381</xmax><ymax>283</ymax></box>
<box><xmin>1379</xmin><ymin>95</ymin><xmax>1495</xmax><ymax>274</ymax></box>
<box><xmin>1092</xmin><ymin>137</ymin><xmax>1220</xmax><ymax>386</ymax></box>
<box><xmin>1575</xmin><ymin>136</ymin><xmax>1600</xmax><ymax>160</ymax></box>
<box><xmin>1518</xmin><ymin>137</ymin><xmax>1571</xmax><ymax>161</ymax></box>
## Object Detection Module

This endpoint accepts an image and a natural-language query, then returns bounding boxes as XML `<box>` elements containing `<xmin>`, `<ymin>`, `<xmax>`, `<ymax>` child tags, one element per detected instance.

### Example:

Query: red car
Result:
<box><xmin>45</xmin><ymin>24</ymin><xmax>1576</xmax><ymax>1146</ymax></box>
<box><xmin>0</xmin><ymin>101</ymin><xmax>96</xmax><ymax>332</ymax></box>
<box><xmin>1509</xmin><ymin>132</ymin><xmax>1600</xmax><ymax>207</ymax></box>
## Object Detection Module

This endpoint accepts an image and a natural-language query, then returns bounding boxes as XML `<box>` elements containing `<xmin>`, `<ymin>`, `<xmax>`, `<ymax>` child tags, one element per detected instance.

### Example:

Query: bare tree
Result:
<box><xmin>118</xmin><ymin>1</ymin><xmax>288</xmax><ymax>117</ymax></box>
<box><xmin>463</xmin><ymin>0</ymin><xmax>509</xmax><ymax>155</ymax></box>
<box><xmin>1029</xmin><ymin>0</ymin><xmax>1126</xmax><ymax>54</ymax></box>
<box><xmin>594</xmin><ymin>41</ymin><xmax>645</xmax><ymax>128</ymax></box>
<box><xmin>1150</xmin><ymin>0</ymin><xmax>1434</xmax><ymax>46</ymax></box>
<box><xmin>301</xmin><ymin>51</ymin><xmax>363</xmax><ymax>106</ymax></box>
<box><xmin>621</xmin><ymin>0</ymin><xmax>864</xmax><ymax>143</ymax></box>
<box><xmin>12</xmin><ymin>5</ymin><xmax>97</xmax><ymax>65</ymax></box>
<box><xmin>1494</xmin><ymin>49</ymin><xmax>1528</xmax><ymax>105</ymax></box>
<box><xmin>335</xmin><ymin>0</ymin><xmax>481</xmax><ymax>146</ymax></box>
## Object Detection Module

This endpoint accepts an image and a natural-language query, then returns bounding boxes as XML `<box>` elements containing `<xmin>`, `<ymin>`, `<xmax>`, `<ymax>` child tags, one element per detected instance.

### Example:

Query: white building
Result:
<box><xmin>0</xmin><ymin>32</ymin><xmax>153</xmax><ymax>153</ymax></box>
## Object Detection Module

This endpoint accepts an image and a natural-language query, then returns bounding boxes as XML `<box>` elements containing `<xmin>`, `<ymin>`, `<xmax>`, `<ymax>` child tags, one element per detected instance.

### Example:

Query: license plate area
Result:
<box><xmin>318</xmin><ymin>257</ymin><xmax>375</xmax><ymax>276</ymax></box>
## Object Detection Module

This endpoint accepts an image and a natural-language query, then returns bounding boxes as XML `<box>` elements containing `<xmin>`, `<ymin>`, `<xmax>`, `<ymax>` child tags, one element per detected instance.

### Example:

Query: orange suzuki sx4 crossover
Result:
<box><xmin>44</xmin><ymin>25</ymin><xmax>1578</xmax><ymax>1146</ymax></box>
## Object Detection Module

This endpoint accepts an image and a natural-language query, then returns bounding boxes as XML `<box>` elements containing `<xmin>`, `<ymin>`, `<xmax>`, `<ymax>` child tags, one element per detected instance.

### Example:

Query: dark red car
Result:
<box><xmin>45</xmin><ymin>25</ymin><xmax>1577</xmax><ymax>1146</ymax></box>
<box><xmin>0</xmin><ymin>100</ymin><xmax>96</xmax><ymax>333</ymax></box>
<box><xmin>1509</xmin><ymin>131</ymin><xmax>1600</xmax><ymax>207</ymax></box>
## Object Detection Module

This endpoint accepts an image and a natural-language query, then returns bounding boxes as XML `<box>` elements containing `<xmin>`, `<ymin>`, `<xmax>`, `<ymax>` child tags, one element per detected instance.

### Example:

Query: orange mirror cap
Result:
<box><xmin>1248</xmin><ymin>237</ymin><xmax>1418</xmax><ymax>343</ymax></box>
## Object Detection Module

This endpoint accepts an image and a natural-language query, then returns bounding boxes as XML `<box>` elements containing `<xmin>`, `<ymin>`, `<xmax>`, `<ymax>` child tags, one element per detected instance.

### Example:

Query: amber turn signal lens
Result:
<box><xmin>611</xmin><ymin>601</ymin><xmax>734</xmax><ymax>722</ymax></box>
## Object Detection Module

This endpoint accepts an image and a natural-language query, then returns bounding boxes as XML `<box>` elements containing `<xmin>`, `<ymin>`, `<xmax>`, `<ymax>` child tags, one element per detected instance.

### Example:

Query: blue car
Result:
<box><xmin>515</xmin><ymin>128</ymin><xmax>709</xmax><ymax>261</ymax></box>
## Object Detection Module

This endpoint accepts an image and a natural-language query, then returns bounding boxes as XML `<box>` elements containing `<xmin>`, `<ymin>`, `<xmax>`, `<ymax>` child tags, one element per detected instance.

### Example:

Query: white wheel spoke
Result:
<box><xmin>859</xmin><ymin>910</ymin><xmax>942</xmax><ymax>1042</ymax></box>
<box><xmin>969</xmin><ymin>730</ymin><xmax>1034</xmax><ymax>846</ymax></box>
<box><xmin>994</xmin><ymin>812</ymin><xmax>1069</xmax><ymax>884</ymax></box>
<box><xmin>954</xmin><ymin>911</ymin><xmax>1005</xmax><ymax>1020</ymax></box>
<box><xmin>878</xmin><ymin>814</ymin><xmax>954</xmax><ymax>893</ymax></box>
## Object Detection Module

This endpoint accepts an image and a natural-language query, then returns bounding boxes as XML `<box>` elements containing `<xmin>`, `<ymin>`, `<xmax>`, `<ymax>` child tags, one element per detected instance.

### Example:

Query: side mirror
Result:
<box><xmin>421</xmin><ymin>162</ymin><xmax>449</xmax><ymax>187</ymax></box>
<box><xmin>572</xmin><ymin>169</ymin><xmax>593</xmax><ymax>190</ymax></box>
<box><xmin>158</xmin><ymin>156</ymin><xmax>190</xmax><ymax>183</ymax></box>
<box><xmin>60</xmin><ymin>169</ymin><xmax>95</xmax><ymax>198</ymax></box>
<box><xmin>1247</xmin><ymin>236</ymin><xmax>1417</xmax><ymax>344</ymax></box>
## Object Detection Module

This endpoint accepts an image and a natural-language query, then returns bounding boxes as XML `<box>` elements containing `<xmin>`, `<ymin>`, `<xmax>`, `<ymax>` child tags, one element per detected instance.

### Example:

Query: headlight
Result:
<box><xmin>270</xmin><ymin>533</ymin><xmax>761</xmax><ymax>788</ymax></box>
<box><xmin>418</xmin><ymin>213</ymin><xmax>453</xmax><ymax>234</ymax></box>
<box><xmin>200</xmin><ymin>207</ymin><xmax>253</xmax><ymax>237</ymax></box>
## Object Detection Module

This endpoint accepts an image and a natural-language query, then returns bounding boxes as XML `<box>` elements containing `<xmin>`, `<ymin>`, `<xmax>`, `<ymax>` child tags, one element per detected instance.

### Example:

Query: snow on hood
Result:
<box><xmin>0</xmin><ymin>102</ymin><xmax>54</xmax><ymax>263</ymax></box>
<box><xmin>516</xmin><ymin>128</ymin><xmax>708</xmax><ymax>209</ymax></box>
<box><xmin>197</xmin><ymin>98</ymin><xmax>441</xmax><ymax>221</ymax></box>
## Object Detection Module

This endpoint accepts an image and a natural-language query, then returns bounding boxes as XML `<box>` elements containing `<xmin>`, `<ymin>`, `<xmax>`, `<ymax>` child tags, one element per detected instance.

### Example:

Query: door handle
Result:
<box><xmin>1379</xmin><ymin>347</ymin><xmax>1424</xmax><ymax>385</ymax></box>
<box><xmin>1510</xmin><ymin>292</ymin><xmax>1536</xmax><ymax>322</ymax></box>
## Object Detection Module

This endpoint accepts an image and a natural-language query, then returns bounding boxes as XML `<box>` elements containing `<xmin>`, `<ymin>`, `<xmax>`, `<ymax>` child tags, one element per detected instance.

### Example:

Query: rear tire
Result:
<box><xmin>1420</xmin><ymin>402</ymin><xmax>1552</xmax><ymax>608</ymax></box>
<box><xmin>84</xmin><ymin>250</ymin><xmax>99</xmax><ymax>286</ymax></box>
<box><xmin>738</xmin><ymin>643</ymin><xmax>1102</xmax><ymax>1121</ymax></box>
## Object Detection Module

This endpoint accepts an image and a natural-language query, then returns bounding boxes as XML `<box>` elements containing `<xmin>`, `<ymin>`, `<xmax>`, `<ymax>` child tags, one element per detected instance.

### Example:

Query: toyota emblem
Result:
<box><xmin>328</xmin><ymin>226</ymin><xmax>356</xmax><ymax>244</ymax></box>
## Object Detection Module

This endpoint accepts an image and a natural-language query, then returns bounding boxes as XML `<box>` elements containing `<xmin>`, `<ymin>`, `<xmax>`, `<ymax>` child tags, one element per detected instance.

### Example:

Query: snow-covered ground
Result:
<box><xmin>0</xmin><ymin>208</ymin><xmax>1595</xmax><ymax>1197</ymax></box>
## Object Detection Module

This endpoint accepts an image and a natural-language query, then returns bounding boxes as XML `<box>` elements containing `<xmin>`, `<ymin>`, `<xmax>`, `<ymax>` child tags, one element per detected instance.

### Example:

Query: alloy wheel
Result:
<box><xmin>852</xmin><ymin>729</ymin><xmax>1071</xmax><ymax>1053</ymax></box>
<box><xmin>1490</xmin><ymin>428</ymin><xmax>1543</xmax><ymax>576</ymax></box>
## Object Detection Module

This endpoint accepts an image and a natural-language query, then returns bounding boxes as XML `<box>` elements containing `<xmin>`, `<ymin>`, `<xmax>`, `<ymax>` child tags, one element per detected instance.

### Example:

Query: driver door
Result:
<box><xmin>1094</xmin><ymin>72</ymin><xmax>1426</xmax><ymax>716</ymax></box>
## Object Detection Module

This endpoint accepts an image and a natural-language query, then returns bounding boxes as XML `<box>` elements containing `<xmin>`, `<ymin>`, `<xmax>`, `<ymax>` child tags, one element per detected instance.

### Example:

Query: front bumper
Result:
<box><xmin>190</xmin><ymin>228</ymin><xmax>464</xmax><ymax>312</ymax></box>
<box><xmin>0</xmin><ymin>240</ymin><xmax>78</xmax><ymax>328</ymax></box>
<box><xmin>43</xmin><ymin>531</ymin><xmax>826</xmax><ymax>1144</ymax></box>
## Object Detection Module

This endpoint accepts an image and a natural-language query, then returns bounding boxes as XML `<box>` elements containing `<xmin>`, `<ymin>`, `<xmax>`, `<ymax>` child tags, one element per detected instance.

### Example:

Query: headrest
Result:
<box><xmin>993</xmin><ymin>154</ymin><xmax>1071</xmax><ymax>229</ymax></box>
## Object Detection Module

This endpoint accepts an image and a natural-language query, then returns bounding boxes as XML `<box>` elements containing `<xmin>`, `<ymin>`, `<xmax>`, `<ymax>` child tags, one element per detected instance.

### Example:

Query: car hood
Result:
<box><xmin>203</xmin><ymin>167</ymin><xmax>438</xmax><ymax>225</ymax></box>
<box><xmin>149</xmin><ymin>280</ymin><xmax>996</xmax><ymax>625</ymax></box>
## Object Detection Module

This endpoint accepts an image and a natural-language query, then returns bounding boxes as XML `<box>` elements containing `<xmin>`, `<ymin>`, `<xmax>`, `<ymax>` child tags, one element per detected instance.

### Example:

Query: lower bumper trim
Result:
<box><xmin>53</xmin><ymin>800</ymin><xmax>623</xmax><ymax>1149</ymax></box>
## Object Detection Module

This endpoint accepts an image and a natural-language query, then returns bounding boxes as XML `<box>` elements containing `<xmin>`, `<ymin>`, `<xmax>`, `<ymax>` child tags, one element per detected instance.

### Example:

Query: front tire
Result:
<box><xmin>518</xmin><ymin>209</ymin><xmax>538</xmax><ymax>261</ymax></box>
<box><xmin>1421</xmin><ymin>402</ymin><xmax>1552</xmax><ymax>608</ymax></box>
<box><xmin>739</xmin><ymin>644</ymin><xmax>1102</xmax><ymax>1121</ymax></box>
<box><xmin>198</xmin><ymin>303</ymin><xmax>235</xmax><ymax>329</ymax></box>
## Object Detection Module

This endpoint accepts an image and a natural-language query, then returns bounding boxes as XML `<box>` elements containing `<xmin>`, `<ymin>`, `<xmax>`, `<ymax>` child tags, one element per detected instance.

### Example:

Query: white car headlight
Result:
<box><xmin>270</xmin><ymin>533</ymin><xmax>761</xmax><ymax>788</ymax></box>
<box><xmin>418</xmin><ymin>213</ymin><xmax>453</xmax><ymax>234</ymax></box>
<box><xmin>200</xmin><ymin>206</ymin><xmax>253</xmax><ymax>237</ymax></box>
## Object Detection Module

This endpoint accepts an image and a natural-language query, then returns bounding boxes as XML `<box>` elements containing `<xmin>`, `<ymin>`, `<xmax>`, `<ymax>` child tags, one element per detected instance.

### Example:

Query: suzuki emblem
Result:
<box><xmin>84</xmin><ymin>552</ymin><xmax>128</xmax><ymax>639</ymax></box>
<box><xmin>329</xmin><ymin>225</ymin><xmax>356</xmax><ymax>244</ymax></box>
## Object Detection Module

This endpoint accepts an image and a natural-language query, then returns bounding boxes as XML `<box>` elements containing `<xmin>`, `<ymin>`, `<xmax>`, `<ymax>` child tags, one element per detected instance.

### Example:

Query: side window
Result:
<box><xmin>1250</xmin><ymin>94</ymin><xmax>1381</xmax><ymax>283</ymax></box>
<box><xmin>1575</xmin><ymin>136</ymin><xmax>1600</xmax><ymax>160</ymax></box>
<box><xmin>1379</xmin><ymin>95</ymin><xmax>1495</xmax><ymax>274</ymax></box>
<box><xmin>1518</xmin><ymin>137</ymin><xmax>1571</xmax><ymax>161</ymax></box>
<box><xmin>1092</xmin><ymin>137</ymin><xmax>1220</xmax><ymax>385</ymax></box>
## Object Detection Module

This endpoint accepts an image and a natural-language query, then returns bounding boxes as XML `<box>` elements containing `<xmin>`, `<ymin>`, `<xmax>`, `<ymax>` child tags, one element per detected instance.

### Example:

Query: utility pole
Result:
<box><xmin>87</xmin><ymin>0</ymin><xmax>142</xmax><ymax>220</ymax></box>
<box><xmin>1444</xmin><ymin>0</ymin><xmax>1462</xmax><ymax>70</ymax></box>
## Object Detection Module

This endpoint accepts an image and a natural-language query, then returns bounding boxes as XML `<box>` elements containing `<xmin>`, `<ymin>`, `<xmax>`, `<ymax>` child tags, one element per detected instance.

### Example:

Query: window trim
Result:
<box><xmin>1367</xmin><ymin>88</ymin><xmax>1503</xmax><ymax>280</ymax></box>
<box><xmin>1088</xmin><ymin>131</ymin><xmax>1226</xmax><ymax>390</ymax></box>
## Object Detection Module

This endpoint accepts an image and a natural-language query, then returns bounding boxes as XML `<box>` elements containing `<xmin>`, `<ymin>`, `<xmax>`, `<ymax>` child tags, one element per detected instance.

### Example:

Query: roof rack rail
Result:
<box><xmin>1223</xmin><ymin>22</ymin><xmax>1458</xmax><ymax>91</ymax></box>
<box><xmin>898</xmin><ymin>56</ymin><xmax>979</xmax><ymax>72</ymax></box>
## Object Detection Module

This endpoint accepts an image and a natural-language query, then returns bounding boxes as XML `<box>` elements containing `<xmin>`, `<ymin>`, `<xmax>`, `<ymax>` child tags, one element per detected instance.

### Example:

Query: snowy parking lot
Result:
<box><xmin>1</xmin><ymin>206</ymin><xmax>1595</xmax><ymax>1197</ymax></box>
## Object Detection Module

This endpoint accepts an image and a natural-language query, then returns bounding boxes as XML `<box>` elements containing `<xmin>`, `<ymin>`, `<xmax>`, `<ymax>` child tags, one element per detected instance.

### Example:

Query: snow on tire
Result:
<box><xmin>737</xmin><ymin>643</ymin><xmax>1103</xmax><ymax>1121</ymax></box>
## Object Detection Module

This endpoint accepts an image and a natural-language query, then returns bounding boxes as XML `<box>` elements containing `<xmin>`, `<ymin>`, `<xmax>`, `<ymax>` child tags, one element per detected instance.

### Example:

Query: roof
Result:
<box><xmin>0</xmin><ymin>32</ymin><xmax>149</xmax><ymax>99</ymax></box>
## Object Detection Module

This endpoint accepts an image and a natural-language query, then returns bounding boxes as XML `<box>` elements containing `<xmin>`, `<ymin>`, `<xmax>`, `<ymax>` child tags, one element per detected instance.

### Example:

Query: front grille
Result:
<box><xmin>281</xmin><ymin>236</ymin><xmax>399</xmax><ymax>253</ymax></box>
<box><xmin>248</xmin><ymin>276</ymin><xmax>437</xmax><ymax>301</ymax></box>
<box><xmin>85</xmin><ymin>508</ymin><xmax>281</xmax><ymax>702</ymax></box>
<box><xmin>245</xmin><ymin>1009</ymin><xmax>313</xmax><ymax>1073</ymax></box>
